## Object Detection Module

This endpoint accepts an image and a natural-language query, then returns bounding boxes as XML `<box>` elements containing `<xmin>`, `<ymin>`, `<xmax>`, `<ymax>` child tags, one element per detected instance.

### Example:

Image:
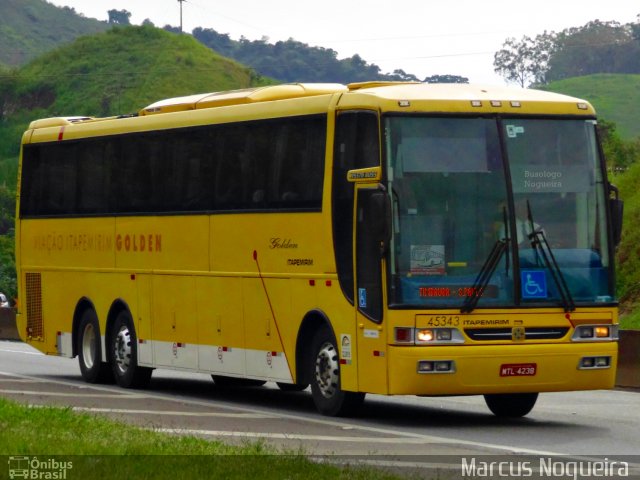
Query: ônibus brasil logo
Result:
<box><xmin>8</xmin><ymin>456</ymin><xmax>73</xmax><ymax>479</ymax></box>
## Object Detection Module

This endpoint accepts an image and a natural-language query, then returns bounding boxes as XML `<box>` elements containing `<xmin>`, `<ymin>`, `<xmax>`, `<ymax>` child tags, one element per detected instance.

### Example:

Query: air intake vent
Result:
<box><xmin>465</xmin><ymin>327</ymin><xmax>569</xmax><ymax>341</ymax></box>
<box><xmin>25</xmin><ymin>273</ymin><xmax>43</xmax><ymax>339</ymax></box>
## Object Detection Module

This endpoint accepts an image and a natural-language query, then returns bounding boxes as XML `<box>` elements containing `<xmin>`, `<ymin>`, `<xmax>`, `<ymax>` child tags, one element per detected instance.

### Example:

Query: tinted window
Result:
<box><xmin>20</xmin><ymin>115</ymin><xmax>327</xmax><ymax>217</ymax></box>
<box><xmin>332</xmin><ymin>110</ymin><xmax>380</xmax><ymax>302</ymax></box>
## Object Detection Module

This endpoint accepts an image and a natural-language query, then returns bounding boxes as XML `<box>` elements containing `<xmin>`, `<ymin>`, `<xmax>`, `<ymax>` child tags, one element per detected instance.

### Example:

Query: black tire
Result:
<box><xmin>108</xmin><ymin>310</ymin><xmax>152</xmax><ymax>389</ymax></box>
<box><xmin>212</xmin><ymin>375</ymin><xmax>266</xmax><ymax>388</ymax></box>
<box><xmin>276</xmin><ymin>382</ymin><xmax>308</xmax><ymax>392</ymax></box>
<box><xmin>309</xmin><ymin>327</ymin><xmax>365</xmax><ymax>416</ymax></box>
<box><xmin>77</xmin><ymin>309</ymin><xmax>113</xmax><ymax>384</ymax></box>
<box><xmin>484</xmin><ymin>393</ymin><xmax>538</xmax><ymax>418</ymax></box>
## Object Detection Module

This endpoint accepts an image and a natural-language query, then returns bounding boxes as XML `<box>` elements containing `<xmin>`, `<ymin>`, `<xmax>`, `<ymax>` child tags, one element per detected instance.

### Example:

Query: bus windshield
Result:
<box><xmin>385</xmin><ymin>115</ymin><xmax>613</xmax><ymax>309</ymax></box>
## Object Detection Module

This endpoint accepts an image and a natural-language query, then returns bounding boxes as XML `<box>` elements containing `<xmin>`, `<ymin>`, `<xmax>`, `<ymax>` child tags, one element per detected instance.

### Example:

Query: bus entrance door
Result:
<box><xmin>354</xmin><ymin>187</ymin><xmax>389</xmax><ymax>394</ymax></box>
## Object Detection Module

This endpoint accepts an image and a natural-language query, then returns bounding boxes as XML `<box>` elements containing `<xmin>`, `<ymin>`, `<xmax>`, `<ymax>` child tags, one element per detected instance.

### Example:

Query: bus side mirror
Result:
<box><xmin>609</xmin><ymin>184</ymin><xmax>623</xmax><ymax>247</ymax></box>
<box><xmin>369</xmin><ymin>188</ymin><xmax>392</xmax><ymax>255</ymax></box>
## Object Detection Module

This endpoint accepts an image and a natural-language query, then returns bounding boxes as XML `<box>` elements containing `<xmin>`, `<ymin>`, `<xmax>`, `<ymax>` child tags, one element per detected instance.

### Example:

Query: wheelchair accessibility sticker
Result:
<box><xmin>358</xmin><ymin>288</ymin><xmax>367</xmax><ymax>308</ymax></box>
<box><xmin>521</xmin><ymin>270</ymin><xmax>547</xmax><ymax>299</ymax></box>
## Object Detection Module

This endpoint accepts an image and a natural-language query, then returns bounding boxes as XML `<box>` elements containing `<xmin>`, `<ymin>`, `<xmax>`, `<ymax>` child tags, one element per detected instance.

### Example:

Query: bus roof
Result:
<box><xmin>140</xmin><ymin>83</ymin><xmax>348</xmax><ymax>115</ymax></box>
<box><xmin>338</xmin><ymin>82</ymin><xmax>596</xmax><ymax>116</ymax></box>
<box><xmin>26</xmin><ymin>82</ymin><xmax>596</xmax><ymax>133</ymax></box>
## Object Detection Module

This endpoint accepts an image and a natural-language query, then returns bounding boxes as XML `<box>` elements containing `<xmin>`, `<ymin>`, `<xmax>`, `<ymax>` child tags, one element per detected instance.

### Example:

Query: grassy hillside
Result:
<box><xmin>0</xmin><ymin>0</ymin><xmax>108</xmax><ymax>67</ymax></box>
<box><xmin>0</xmin><ymin>25</ymin><xmax>271</xmax><ymax>299</ymax></box>
<box><xmin>15</xmin><ymin>25</ymin><xmax>267</xmax><ymax>116</ymax></box>
<box><xmin>0</xmin><ymin>25</ymin><xmax>271</xmax><ymax>181</ymax></box>
<box><xmin>542</xmin><ymin>74</ymin><xmax>640</xmax><ymax>140</ymax></box>
<box><xmin>613</xmin><ymin>164</ymin><xmax>640</xmax><ymax>328</ymax></box>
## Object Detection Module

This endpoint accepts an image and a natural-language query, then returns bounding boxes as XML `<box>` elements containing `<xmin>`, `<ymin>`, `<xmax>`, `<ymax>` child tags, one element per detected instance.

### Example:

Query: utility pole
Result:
<box><xmin>178</xmin><ymin>0</ymin><xmax>186</xmax><ymax>33</ymax></box>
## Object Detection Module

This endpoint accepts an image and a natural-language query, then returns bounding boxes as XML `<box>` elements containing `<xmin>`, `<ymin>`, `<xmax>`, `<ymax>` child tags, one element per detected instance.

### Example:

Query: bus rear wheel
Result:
<box><xmin>484</xmin><ymin>393</ymin><xmax>538</xmax><ymax>418</ymax></box>
<box><xmin>309</xmin><ymin>327</ymin><xmax>364</xmax><ymax>416</ymax></box>
<box><xmin>77</xmin><ymin>309</ymin><xmax>113</xmax><ymax>384</ymax></box>
<box><xmin>108</xmin><ymin>310</ymin><xmax>152</xmax><ymax>389</ymax></box>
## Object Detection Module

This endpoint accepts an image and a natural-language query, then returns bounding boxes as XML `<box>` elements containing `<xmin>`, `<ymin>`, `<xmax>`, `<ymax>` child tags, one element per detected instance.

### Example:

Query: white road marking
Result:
<box><xmin>0</xmin><ymin>348</ymin><xmax>568</xmax><ymax>457</ymax></box>
<box><xmin>0</xmin><ymin>348</ymin><xmax>43</xmax><ymax>356</ymax></box>
<box><xmin>154</xmin><ymin>428</ymin><xmax>433</xmax><ymax>443</ymax></box>
<box><xmin>0</xmin><ymin>378</ymin><xmax>40</xmax><ymax>383</ymax></box>
<box><xmin>65</xmin><ymin>407</ymin><xmax>272</xmax><ymax>418</ymax></box>
<box><xmin>0</xmin><ymin>389</ymin><xmax>146</xmax><ymax>398</ymax></box>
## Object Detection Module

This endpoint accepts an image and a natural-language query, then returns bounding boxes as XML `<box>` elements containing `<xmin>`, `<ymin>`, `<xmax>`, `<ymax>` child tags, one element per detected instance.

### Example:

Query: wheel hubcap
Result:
<box><xmin>81</xmin><ymin>323</ymin><xmax>96</xmax><ymax>369</ymax></box>
<box><xmin>113</xmin><ymin>325</ymin><xmax>132</xmax><ymax>375</ymax></box>
<box><xmin>315</xmin><ymin>341</ymin><xmax>339</xmax><ymax>398</ymax></box>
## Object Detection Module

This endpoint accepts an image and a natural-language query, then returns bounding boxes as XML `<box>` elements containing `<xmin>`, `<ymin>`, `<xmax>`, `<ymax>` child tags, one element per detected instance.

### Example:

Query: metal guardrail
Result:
<box><xmin>617</xmin><ymin>330</ymin><xmax>640</xmax><ymax>389</ymax></box>
<box><xmin>0</xmin><ymin>309</ymin><xmax>637</xmax><ymax>387</ymax></box>
<box><xmin>0</xmin><ymin>308</ymin><xmax>19</xmax><ymax>341</ymax></box>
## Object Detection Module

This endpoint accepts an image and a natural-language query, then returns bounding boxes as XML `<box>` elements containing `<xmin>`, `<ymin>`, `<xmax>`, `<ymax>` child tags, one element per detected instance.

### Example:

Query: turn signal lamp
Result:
<box><xmin>395</xmin><ymin>327</ymin><xmax>413</xmax><ymax>344</ymax></box>
<box><xmin>395</xmin><ymin>327</ymin><xmax>464</xmax><ymax>345</ymax></box>
<box><xmin>572</xmin><ymin>324</ymin><xmax>617</xmax><ymax>342</ymax></box>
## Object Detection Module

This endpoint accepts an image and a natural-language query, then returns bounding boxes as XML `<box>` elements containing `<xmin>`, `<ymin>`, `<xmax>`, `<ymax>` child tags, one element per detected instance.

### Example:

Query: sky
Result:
<box><xmin>47</xmin><ymin>0</ymin><xmax>639</xmax><ymax>85</ymax></box>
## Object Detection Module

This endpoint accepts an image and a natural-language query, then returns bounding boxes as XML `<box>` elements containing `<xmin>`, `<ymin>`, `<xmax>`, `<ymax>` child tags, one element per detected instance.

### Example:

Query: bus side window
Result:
<box><xmin>214</xmin><ymin>125</ymin><xmax>246</xmax><ymax>210</ymax></box>
<box><xmin>333</xmin><ymin>110</ymin><xmax>380</xmax><ymax>303</ymax></box>
<box><xmin>275</xmin><ymin>117</ymin><xmax>326</xmax><ymax>209</ymax></box>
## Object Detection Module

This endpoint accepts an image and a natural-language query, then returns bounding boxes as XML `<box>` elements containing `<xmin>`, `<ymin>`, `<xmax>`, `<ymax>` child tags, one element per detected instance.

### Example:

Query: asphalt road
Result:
<box><xmin>1</xmin><ymin>340</ymin><xmax>638</xmax><ymax>475</ymax></box>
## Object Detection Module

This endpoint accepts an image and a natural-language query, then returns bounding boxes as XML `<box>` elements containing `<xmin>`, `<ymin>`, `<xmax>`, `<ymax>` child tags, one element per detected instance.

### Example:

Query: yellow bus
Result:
<box><xmin>16</xmin><ymin>82</ymin><xmax>623</xmax><ymax>417</ymax></box>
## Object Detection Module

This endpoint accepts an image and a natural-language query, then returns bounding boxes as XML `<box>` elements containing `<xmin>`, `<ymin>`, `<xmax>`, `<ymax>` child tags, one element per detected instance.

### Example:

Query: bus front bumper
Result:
<box><xmin>387</xmin><ymin>342</ymin><xmax>617</xmax><ymax>396</ymax></box>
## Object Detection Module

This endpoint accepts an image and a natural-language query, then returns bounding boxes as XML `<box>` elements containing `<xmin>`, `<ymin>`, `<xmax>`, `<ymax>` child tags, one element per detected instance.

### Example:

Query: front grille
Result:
<box><xmin>465</xmin><ymin>327</ymin><xmax>569</xmax><ymax>341</ymax></box>
<box><xmin>25</xmin><ymin>272</ymin><xmax>44</xmax><ymax>339</ymax></box>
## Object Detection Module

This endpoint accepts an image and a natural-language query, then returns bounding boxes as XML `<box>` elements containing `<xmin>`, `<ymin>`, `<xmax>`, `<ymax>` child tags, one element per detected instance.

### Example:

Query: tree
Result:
<box><xmin>547</xmin><ymin>20</ymin><xmax>639</xmax><ymax>81</ymax></box>
<box><xmin>493</xmin><ymin>33</ymin><xmax>555</xmax><ymax>87</ymax></box>
<box><xmin>162</xmin><ymin>25</ymin><xmax>181</xmax><ymax>35</ymax></box>
<box><xmin>631</xmin><ymin>14</ymin><xmax>640</xmax><ymax>41</ymax></box>
<box><xmin>386</xmin><ymin>69</ymin><xmax>420</xmax><ymax>82</ymax></box>
<box><xmin>598</xmin><ymin>119</ymin><xmax>640</xmax><ymax>171</ymax></box>
<box><xmin>107</xmin><ymin>9</ymin><xmax>132</xmax><ymax>25</ymax></box>
<box><xmin>424</xmin><ymin>74</ymin><xmax>469</xmax><ymax>84</ymax></box>
<box><xmin>0</xmin><ymin>185</ymin><xmax>15</xmax><ymax>301</ymax></box>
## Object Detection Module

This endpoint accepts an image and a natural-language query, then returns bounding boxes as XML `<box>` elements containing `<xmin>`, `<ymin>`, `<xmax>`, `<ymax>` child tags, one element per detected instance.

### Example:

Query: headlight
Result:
<box><xmin>417</xmin><ymin>360</ymin><xmax>456</xmax><ymax>374</ymax></box>
<box><xmin>578</xmin><ymin>356</ymin><xmax>611</xmax><ymax>369</ymax></box>
<box><xmin>395</xmin><ymin>327</ymin><xmax>464</xmax><ymax>345</ymax></box>
<box><xmin>572</xmin><ymin>324</ymin><xmax>618</xmax><ymax>342</ymax></box>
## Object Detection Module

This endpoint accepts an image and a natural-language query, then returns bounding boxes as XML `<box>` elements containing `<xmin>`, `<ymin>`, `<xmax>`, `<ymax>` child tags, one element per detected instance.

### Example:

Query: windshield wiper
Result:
<box><xmin>525</xmin><ymin>201</ymin><xmax>576</xmax><ymax>312</ymax></box>
<box><xmin>461</xmin><ymin>207</ymin><xmax>510</xmax><ymax>314</ymax></box>
<box><xmin>461</xmin><ymin>241</ymin><xmax>507</xmax><ymax>314</ymax></box>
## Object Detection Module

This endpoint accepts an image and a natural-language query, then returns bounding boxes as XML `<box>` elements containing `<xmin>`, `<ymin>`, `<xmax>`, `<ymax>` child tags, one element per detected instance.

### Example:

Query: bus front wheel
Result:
<box><xmin>77</xmin><ymin>309</ymin><xmax>113</xmax><ymax>384</ymax></box>
<box><xmin>484</xmin><ymin>393</ymin><xmax>538</xmax><ymax>418</ymax></box>
<box><xmin>309</xmin><ymin>327</ymin><xmax>364</xmax><ymax>416</ymax></box>
<box><xmin>108</xmin><ymin>310</ymin><xmax>152</xmax><ymax>389</ymax></box>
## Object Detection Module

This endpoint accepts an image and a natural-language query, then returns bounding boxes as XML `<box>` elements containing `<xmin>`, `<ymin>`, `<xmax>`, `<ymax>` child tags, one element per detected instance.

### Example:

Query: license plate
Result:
<box><xmin>500</xmin><ymin>363</ymin><xmax>537</xmax><ymax>377</ymax></box>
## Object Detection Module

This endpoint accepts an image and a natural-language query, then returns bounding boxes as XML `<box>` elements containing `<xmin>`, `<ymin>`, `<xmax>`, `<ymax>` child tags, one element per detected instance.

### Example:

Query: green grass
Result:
<box><xmin>619</xmin><ymin>310</ymin><xmax>640</xmax><ymax>330</ymax></box>
<box><xmin>612</xmin><ymin>164</ymin><xmax>640</xmax><ymax>323</ymax></box>
<box><xmin>542</xmin><ymin>74</ymin><xmax>640</xmax><ymax>141</ymax></box>
<box><xmin>0</xmin><ymin>0</ymin><xmax>108</xmax><ymax>67</ymax></box>
<box><xmin>0</xmin><ymin>397</ymin><xmax>406</xmax><ymax>480</ymax></box>
<box><xmin>0</xmin><ymin>25</ymin><xmax>274</xmax><ymax>187</ymax></box>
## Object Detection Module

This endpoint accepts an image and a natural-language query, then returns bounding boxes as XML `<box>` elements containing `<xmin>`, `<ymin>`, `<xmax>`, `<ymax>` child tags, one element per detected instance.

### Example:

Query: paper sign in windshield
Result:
<box><xmin>411</xmin><ymin>245</ymin><xmax>445</xmax><ymax>275</ymax></box>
